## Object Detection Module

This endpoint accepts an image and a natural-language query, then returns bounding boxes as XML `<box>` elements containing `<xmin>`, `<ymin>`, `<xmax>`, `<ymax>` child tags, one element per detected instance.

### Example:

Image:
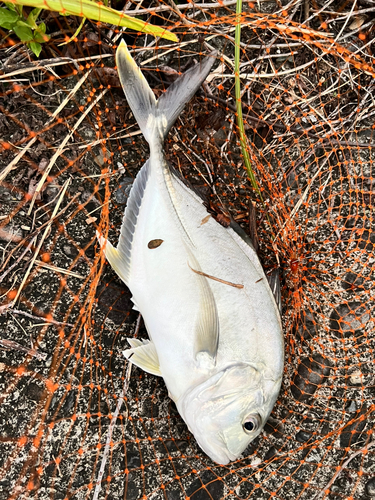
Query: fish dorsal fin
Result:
<box><xmin>228</xmin><ymin>228</ymin><xmax>282</xmax><ymax>316</ymax></box>
<box><xmin>123</xmin><ymin>338</ymin><xmax>161</xmax><ymax>376</ymax></box>
<box><xmin>116</xmin><ymin>40</ymin><xmax>216</xmax><ymax>143</ymax></box>
<box><xmin>187</xmin><ymin>251</ymin><xmax>219</xmax><ymax>365</ymax></box>
<box><xmin>229</xmin><ymin>219</ymin><xmax>257</xmax><ymax>252</ymax></box>
<box><xmin>228</xmin><ymin>226</ymin><xmax>265</xmax><ymax>274</ymax></box>
<box><xmin>267</xmin><ymin>269</ymin><xmax>282</xmax><ymax>314</ymax></box>
<box><xmin>97</xmin><ymin>160</ymin><xmax>150</xmax><ymax>286</ymax></box>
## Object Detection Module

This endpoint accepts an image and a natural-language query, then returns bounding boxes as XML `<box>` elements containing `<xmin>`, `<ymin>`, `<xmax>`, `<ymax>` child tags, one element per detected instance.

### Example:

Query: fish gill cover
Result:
<box><xmin>0</xmin><ymin>1</ymin><xmax>374</xmax><ymax>499</ymax></box>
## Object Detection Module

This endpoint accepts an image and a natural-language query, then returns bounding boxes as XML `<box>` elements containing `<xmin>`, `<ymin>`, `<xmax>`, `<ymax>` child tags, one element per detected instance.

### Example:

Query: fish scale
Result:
<box><xmin>98</xmin><ymin>40</ymin><xmax>284</xmax><ymax>465</ymax></box>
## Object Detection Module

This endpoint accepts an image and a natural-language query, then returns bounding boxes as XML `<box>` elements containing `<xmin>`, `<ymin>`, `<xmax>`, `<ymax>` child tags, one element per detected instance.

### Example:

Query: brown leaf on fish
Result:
<box><xmin>148</xmin><ymin>239</ymin><xmax>164</xmax><ymax>249</ymax></box>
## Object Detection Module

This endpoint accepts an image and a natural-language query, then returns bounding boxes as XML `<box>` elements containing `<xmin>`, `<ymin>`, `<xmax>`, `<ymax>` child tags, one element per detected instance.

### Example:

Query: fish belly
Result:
<box><xmin>126</xmin><ymin>167</ymin><xmax>207</xmax><ymax>400</ymax></box>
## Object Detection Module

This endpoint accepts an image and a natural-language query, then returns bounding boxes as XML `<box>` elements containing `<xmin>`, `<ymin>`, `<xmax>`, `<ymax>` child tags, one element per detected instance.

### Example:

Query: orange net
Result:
<box><xmin>1</xmin><ymin>2</ymin><xmax>375</xmax><ymax>499</ymax></box>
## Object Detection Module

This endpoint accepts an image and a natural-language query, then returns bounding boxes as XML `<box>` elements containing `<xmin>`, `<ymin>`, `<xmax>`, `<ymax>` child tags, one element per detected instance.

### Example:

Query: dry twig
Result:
<box><xmin>92</xmin><ymin>313</ymin><xmax>141</xmax><ymax>500</ymax></box>
<box><xmin>12</xmin><ymin>179</ymin><xmax>71</xmax><ymax>305</ymax></box>
<box><xmin>0</xmin><ymin>70</ymin><xmax>92</xmax><ymax>183</ymax></box>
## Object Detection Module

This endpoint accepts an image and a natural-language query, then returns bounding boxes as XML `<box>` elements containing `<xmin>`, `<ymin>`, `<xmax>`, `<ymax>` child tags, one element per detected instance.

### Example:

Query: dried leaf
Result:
<box><xmin>85</xmin><ymin>216</ymin><xmax>97</xmax><ymax>225</ymax></box>
<box><xmin>0</xmin><ymin>227</ymin><xmax>22</xmax><ymax>242</ymax></box>
<box><xmin>201</xmin><ymin>215</ymin><xmax>211</xmax><ymax>225</ymax></box>
<box><xmin>349</xmin><ymin>16</ymin><xmax>366</xmax><ymax>30</ymax></box>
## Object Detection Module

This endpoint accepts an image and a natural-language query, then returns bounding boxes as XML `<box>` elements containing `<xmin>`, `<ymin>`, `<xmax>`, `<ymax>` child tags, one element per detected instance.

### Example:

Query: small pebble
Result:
<box><xmin>350</xmin><ymin>370</ymin><xmax>363</xmax><ymax>385</ymax></box>
<box><xmin>291</xmin><ymin>354</ymin><xmax>332</xmax><ymax>402</ymax></box>
<box><xmin>250</xmin><ymin>456</ymin><xmax>262</xmax><ymax>466</ymax></box>
<box><xmin>117</xmin><ymin>162</ymin><xmax>125</xmax><ymax>175</ymax></box>
<box><xmin>346</xmin><ymin>400</ymin><xmax>357</xmax><ymax>413</ymax></box>
<box><xmin>329</xmin><ymin>302</ymin><xmax>370</xmax><ymax>338</ymax></box>
<box><xmin>63</xmin><ymin>245</ymin><xmax>74</xmax><ymax>256</ymax></box>
<box><xmin>295</xmin><ymin>430</ymin><xmax>312</xmax><ymax>443</ymax></box>
<box><xmin>339</xmin><ymin>406</ymin><xmax>367</xmax><ymax>448</ymax></box>
<box><xmin>115</xmin><ymin>178</ymin><xmax>134</xmax><ymax>204</ymax></box>
<box><xmin>365</xmin><ymin>477</ymin><xmax>375</xmax><ymax>496</ymax></box>
<box><xmin>0</xmin><ymin>186</ymin><xmax>11</xmax><ymax>201</ymax></box>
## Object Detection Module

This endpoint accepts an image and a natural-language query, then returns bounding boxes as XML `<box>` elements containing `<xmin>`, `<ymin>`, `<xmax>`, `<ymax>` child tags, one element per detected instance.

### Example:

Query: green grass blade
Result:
<box><xmin>58</xmin><ymin>16</ymin><xmax>86</xmax><ymax>46</ymax></box>
<box><xmin>235</xmin><ymin>0</ymin><xmax>261</xmax><ymax>199</ymax></box>
<box><xmin>7</xmin><ymin>0</ymin><xmax>178</xmax><ymax>41</ymax></box>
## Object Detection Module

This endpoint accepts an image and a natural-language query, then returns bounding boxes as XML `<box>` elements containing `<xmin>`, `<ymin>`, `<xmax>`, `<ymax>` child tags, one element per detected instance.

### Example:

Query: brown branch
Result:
<box><xmin>188</xmin><ymin>263</ymin><xmax>244</xmax><ymax>289</ymax></box>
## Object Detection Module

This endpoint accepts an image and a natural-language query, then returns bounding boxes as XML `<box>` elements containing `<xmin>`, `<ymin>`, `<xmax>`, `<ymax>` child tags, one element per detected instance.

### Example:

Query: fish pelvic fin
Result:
<box><xmin>116</xmin><ymin>40</ymin><xmax>216</xmax><ymax>144</ymax></box>
<box><xmin>123</xmin><ymin>338</ymin><xmax>162</xmax><ymax>377</ymax></box>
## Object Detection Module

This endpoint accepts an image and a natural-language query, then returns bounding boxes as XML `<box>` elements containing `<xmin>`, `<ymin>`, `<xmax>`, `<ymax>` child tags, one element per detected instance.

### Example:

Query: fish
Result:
<box><xmin>98</xmin><ymin>40</ymin><xmax>284</xmax><ymax>465</ymax></box>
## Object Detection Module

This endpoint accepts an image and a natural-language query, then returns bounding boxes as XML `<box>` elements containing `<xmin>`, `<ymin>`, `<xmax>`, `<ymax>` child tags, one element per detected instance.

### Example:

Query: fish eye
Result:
<box><xmin>242</xmin><ymin>414</ymin><xmax>261</xmax><ymax>434</ymax></box>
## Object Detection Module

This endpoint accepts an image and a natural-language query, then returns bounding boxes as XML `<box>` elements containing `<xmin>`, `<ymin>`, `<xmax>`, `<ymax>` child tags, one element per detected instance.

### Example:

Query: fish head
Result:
<box><xmin>178</xmin><ymin>363</ymin><xmax>282</xmax><ymax>464</ymax></box>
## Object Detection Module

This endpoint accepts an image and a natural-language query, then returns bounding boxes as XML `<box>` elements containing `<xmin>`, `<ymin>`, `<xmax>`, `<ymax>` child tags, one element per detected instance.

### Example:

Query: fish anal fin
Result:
<box><xmin>97</xmin><ymin>160</ymin><xmax>150</xmax><ymax>287</ymax></box>
<box><xmin>123</xmin><ymin>338</ymin><xmax>161</xmax><ymax>376</ymax></box>
<box><xmin>97</xmin><ymin>231</ymin><xmax>129</xmax><ymax>286</ymax></box>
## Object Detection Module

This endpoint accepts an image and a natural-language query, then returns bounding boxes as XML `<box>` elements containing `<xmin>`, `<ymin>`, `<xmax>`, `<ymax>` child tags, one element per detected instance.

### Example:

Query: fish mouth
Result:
<box><xmin>195</xmin><ymin>435</ymin><xmax>237</xmax><ymax>465</ymax></box>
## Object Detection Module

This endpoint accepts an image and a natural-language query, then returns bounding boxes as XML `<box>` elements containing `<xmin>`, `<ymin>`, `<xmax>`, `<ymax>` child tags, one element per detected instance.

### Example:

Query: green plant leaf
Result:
<box><xmin>34</xmin><ymin>30</ymin><xmax>49</xmax><ymax>42</ymax></box>
<box><xmin>6</xmin><ymin>0</ymin><xmax>178</xmax><ymax>41</ymax></box>
<box><xmin>31</xmin><ymin>7</ymin><xmax>42</xmax><ymax>19</ymax></box>
<box><xmin>58</xmin><ymin>16</ymin><xmax>85</xmax><ymax>46</ymax></box>
<box><xmin>0</xmin><ymin>7</ymin><xmax>19</xmax><ymax>27</ymax></box>
<box><xmin>13</xmin><ymin>24</ymin><xmax>33</xmax><ymax>41</ymax></box>
<box><xmin>26</xmin><ymin>7</ymin><xmax>42</xmax><ymax>27</ymax></box>
<box><xmin>37</xmin><ymin>21</ymin><xmax>46</xmax><ymax>33</ymax></box>
<box><xmin>15</xmin><ymin>19</ymin><xmax>30</xmax><ymax>27</ymax></box>
<box><xmin>0</xmin><ymin>22</ymin><xmax>15</xmax><ymax>29</ymax></box>
<box><xmin>29</xmin><ymin>40</ymin><xmax>42</xmax><ymax>56</ymax></box>
<box><xmin>235</xmin><ymin>0</ymin><xmax>261</xmax><ymax>200</ymax></box>
<box><xmin>4</xmin><ymin>2</ymin><xmax>17</xmax><ymax>12</ymax></box>
<box><xmin>26</xmin><ymin>13</ymin><xmax>36</xmax><ymax>27</ymax></box>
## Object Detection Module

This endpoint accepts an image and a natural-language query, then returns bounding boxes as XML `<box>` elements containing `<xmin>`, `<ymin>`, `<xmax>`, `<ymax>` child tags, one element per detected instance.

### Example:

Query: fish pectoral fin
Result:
<box><xmin>96</xmin><ymin>231</ymin><xmax>129</xmax><ymax>286</ymax></box>
<box><xmin>123</xmin><ymin>338</ymin><xmax>161</xmax><ymax>376</ymax></box>
<box><xmin>188</xmin><ymin>255</ymin><xmax>219</xmax><ymax>364</ymax></box>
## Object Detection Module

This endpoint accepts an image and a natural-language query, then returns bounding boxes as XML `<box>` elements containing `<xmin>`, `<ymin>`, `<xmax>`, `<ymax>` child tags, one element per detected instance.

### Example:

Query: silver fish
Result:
<box><xmin>98</xmin><ymin>40</ymin><xmax>284</xmax><ymax>465</ymax></box>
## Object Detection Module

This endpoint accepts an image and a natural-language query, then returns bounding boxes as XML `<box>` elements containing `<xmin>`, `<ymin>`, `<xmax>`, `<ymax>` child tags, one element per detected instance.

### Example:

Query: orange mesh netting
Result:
<box><xmin>1</xmin><ymin>1</ymin><xmax>375</xmax><ymax>499</ymax></box>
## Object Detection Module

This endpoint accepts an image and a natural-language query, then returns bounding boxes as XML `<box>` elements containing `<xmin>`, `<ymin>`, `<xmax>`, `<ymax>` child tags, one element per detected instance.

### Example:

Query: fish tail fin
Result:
<box><xmin>116</xmin><ymin>40</ymin><xmax>216</xmax><ymax>144</ymax></box>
